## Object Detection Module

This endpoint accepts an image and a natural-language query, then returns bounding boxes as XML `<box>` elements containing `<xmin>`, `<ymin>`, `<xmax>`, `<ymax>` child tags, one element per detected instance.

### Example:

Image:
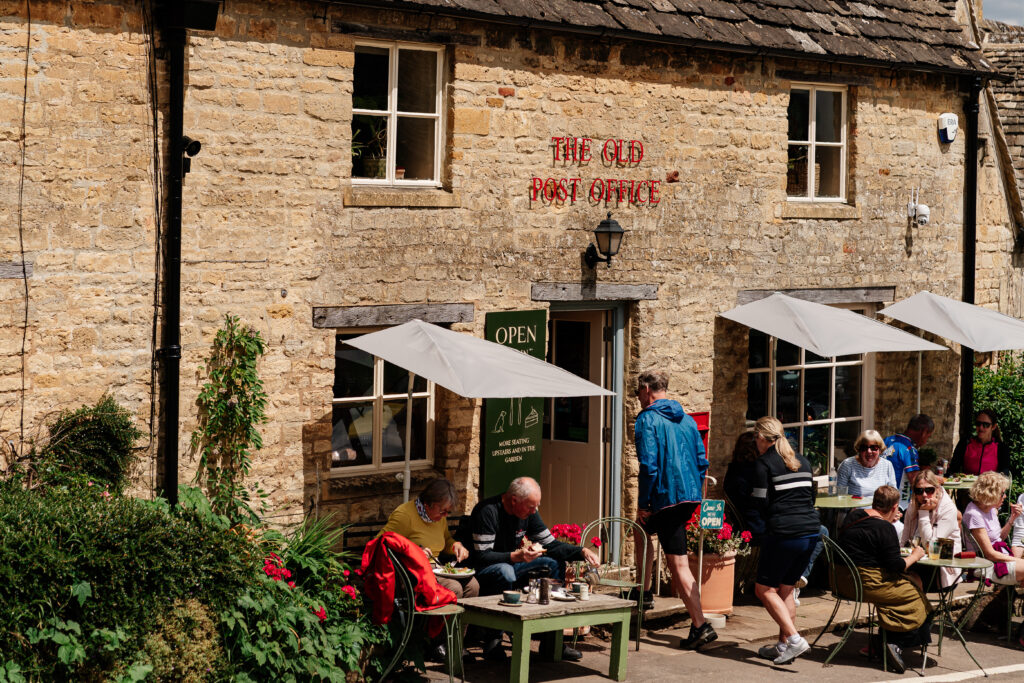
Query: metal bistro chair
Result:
<box><xmin>814</xmin><ymin>534</ymin><xmax>867</xmax><ymax>666</ymax></box>
<box><xmin>581</xmin><ymin>516</ymin><xmax>647</xmax><ymax>651</ymax></box>
<box><xmin>376</xmin><ymin>547</ymin><xmax>464</xmax><ymax>683</ymax></box>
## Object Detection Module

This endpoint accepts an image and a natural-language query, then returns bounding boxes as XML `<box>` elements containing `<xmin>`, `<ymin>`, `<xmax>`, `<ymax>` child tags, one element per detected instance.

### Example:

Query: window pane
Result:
<box><xmin>804</xmin><ymin>368</ymin><xmax>830</xmax><ymax>421</ymax></box>
<box><xmin>788</xmin><ymin>89</ymin><xmax>810</xmax><ymax>141</ymax></box>
<box><xmin>805</xmin><ymin>349</ymin><xmax>829</xmax><ymax>364</ymax></box>
<box><xmin>815</xmin><ymin>90</ymin><xmax>842</xmax><ymax>143</ymax></box>
<box><xmin>383</xmin><ymin>361</ymin><xmax>426</xmax><ymax>395</ymax></box>
<box><xmin>353</xmin><ymin>46</ymin><xmax>389</xmax><ymax>111</ymax></box>
<box><xmin>352</xmin><ymin>114</ymin><xmax>388</xmax><ymax>179</ymax></box>
<box><xmin>397</xmin><ymin>50</ymin><xmax>437</xmax><ymax>114</ymax></box>
<box><xmin>551</xmin><ymin>320</ymin><xmax>590</xmax><ymax>442</ymax></box>
<box><xmin>787</xmin><ymin>144</ymin><xmax>810</xmax><ymax>197</ymax></box>
<box><xmin>814</xmin><ymin>146</ymin><xmax>842</xmax><ymax>198</ymax></box>
<box><xmin>835</xmin><ymin>420</ymin><xmax>862</xmax><ymax>465</ymax></box>
<box><xmin>749</xmin><ymin>329</ymin><xmax>769</xmax><ymax>369</ymax></box>
<box><xmin>803</xmin><ymin>423</ymin><xmax>830</xmax><ymax>475</ymax></box>
<box><xmin>747</xmin><ymin>372</ymin><xmax>769</xmax><ymax>422</ymax></box>
<box><xmin>334</xmin><ymin>337</ymin><xmax>374</xmax><ymax>397</ymax></box>
<box><xmin>784</xmin><ymin>427</ymin><xmax>800</xmax><ymax>455</ymax></box>
<box><xmin>776</xmin><ymin>339</ymin><xmax>799</xmax><ymax>367</ymax></box>
<box><xmin>381</xmin><ymin>399</ymin><xmax>428</xmax><ymax>463</ymax></box>
<box><xmin>395</xmin><ymin>117</ymin><xmax>436</xmax><ymax>181</ymax></box>
<box><xmin>775</xmin><ymin>369</ymin><xmax>801</xmax><ymax>424</ymax></box>
<box><xmin>835</xmin><ymin>365</ymin><xmax>862</xmax><ymax>417</ymax></box>
<box><xmin>331</xmin><ymin>402</ymin><xmax>374</xmax><ymax>467</ymax></box>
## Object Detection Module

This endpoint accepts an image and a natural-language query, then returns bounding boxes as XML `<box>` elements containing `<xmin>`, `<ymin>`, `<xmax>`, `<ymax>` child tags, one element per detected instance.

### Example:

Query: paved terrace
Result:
<box><xmin>420</xmin><ymin>586</ymin><xmax>1024</xmax><ymax>682</ymax></box>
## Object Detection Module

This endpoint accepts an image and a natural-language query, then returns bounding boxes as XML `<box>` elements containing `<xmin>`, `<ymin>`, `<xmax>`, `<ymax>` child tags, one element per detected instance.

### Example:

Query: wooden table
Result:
<box><xmin>459</xmin><ymin>593</ymin><xmax>633</xmax><ymax>683</ymax></box>
<box><xmin>916</xmin><ymin>556</ymin><xmax>994</xmax><ymax>676</ymax></box>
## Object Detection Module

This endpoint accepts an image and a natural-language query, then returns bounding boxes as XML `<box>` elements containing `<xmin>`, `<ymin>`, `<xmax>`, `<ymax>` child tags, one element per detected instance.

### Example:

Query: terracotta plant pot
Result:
<box><xmin>687</xmin><ymin>551</ymin><xmax>736</xmax><ymax>615</ymax></box>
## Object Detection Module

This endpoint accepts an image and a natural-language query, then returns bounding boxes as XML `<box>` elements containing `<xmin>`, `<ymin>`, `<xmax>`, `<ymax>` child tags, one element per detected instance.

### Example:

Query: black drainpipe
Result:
<box><xmin>158</xmin><ymin>24</ymin><xmax>185</xmax><ymax>507</ymax></box>
<box><xmin>959</xmin><ymin>76</ymin><xmax>981</xmax><ymax>443</ymax></box>
<box><xmin>157</xmin><ymin>1</ymin><xmax>219</xmax><ymax>507</ymax></box>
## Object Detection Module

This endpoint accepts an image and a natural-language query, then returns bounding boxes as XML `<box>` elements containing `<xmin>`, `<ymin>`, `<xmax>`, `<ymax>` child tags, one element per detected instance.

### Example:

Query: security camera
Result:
<box><xmin>181</xmin><ymin>135</ymin><xmax>202</xmax><ymax>157</ymax></box>
<box><xmin>916</xmin><ymin>204</ymin><xmax>930</xmax><ymax>226</ymax></box>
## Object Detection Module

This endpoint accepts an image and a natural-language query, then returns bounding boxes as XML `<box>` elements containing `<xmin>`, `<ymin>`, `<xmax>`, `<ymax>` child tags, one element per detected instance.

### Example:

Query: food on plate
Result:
<box><xmin>436</xmin><ymin>563</ymin><xmax>474</xmax><ymax>575</ymax></box>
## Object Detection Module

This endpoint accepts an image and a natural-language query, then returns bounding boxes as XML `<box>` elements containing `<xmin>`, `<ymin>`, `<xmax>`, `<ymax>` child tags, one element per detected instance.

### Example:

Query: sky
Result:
<box><xmin>985</xmin><ymin>0</ymin><xmax>1023</xmax><ymax>26</ymax></box>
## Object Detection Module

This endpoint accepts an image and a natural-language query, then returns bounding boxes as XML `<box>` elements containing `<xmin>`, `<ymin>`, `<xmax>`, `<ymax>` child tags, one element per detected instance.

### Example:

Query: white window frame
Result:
<box><xmin>351</xmin><ymin>40</ymin><xmax>444</xmax><ymax>187</ymax></box>
<box><xmin>329</xmin><ymin>330</ymin><xmax>435</xmax><ymax>476</ymax></box>
<box><xmin>746</xmin><ymin>304</ymin><xmax>876</xmax><ymax>476</ymax></box>
<box><xmin>787</xmin><ymin>83</ymin><xmax>847</xmax><ymax>203</ymax></box>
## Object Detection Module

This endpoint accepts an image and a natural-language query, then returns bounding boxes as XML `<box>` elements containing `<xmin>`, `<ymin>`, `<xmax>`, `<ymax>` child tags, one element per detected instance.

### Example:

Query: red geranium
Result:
<box><xmin>684</xmin><ymin>508</ymin><xmax>752</xmax><ymax>556</ymax></box>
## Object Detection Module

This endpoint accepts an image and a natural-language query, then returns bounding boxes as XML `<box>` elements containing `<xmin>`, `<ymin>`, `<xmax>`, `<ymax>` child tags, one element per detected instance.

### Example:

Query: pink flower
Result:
<box><xmin>314</xmin><ymin>606</ymin><xmax>327</xmax><ymax>622</ymax></box>
<box><xmin>741</xmin><ymin>531</ymin><xmax>752</xmax><ymax>543</ymax></box>
<box><xmin>342</xmin><ymin>569</ymin><xmax>350</xmax><ymax>577</ymax></box>
<box><xmin>590</xmin><ymin>537</ymin><xmax>602</xmax><ymax>548</ymax></box>
<box><xmin>341</xmin><ymin>585</ymin><xmax>358</xmax><ymax>600</ymax></box>
<box><xmin>287</xmin><ymin>581</ymin><xmax>295</xmax><ymax>588</ymax></box>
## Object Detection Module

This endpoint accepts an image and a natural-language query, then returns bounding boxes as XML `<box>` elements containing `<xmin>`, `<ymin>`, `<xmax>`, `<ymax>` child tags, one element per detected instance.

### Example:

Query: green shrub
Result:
<box><xmin>36</xmin><ymin>394</ymin><xmax>143</xmax><ymax>493</ymax></box>
<box><xmin>139</xmin><ymin>599</ymin><xmax>225</xmax><ymax>682</ymax></box>
<box><xmin>974</xmin><ymin>352</ymin><xmax>1024</xmax><ymax>499</ymax></box>
<box><xmin>0</xmin><ymin>482</ymin><xmax>256</xmax><ymax>680</ymax></box>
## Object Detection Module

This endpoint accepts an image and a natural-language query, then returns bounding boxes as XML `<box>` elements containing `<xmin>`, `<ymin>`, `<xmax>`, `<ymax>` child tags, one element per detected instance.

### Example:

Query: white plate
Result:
<box><xmin>433</xmin><ymin>568</ymin><xmax>475</xmax><ymax>579</ymax></box>
<box><xmin>550</xmin><ymin>593</ymin><xmax>577</xmax><ymax>602</ymax></box>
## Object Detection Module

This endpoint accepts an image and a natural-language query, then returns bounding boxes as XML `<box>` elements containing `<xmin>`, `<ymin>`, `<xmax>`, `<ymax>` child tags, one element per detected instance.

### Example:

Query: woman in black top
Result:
<box><xmin>838</xmin><ymin>486</ymin><xmax>931</xmax><ymax>673</ymax></box>
<box><xmin>748</xmin><ymin>416</ymin><xmax>821</xmax><ymax>666</ymax></box>
<box><xmin>723</xmin><ymin>431</ymin><xmax>758</xmax><ymax>524</ymax></box>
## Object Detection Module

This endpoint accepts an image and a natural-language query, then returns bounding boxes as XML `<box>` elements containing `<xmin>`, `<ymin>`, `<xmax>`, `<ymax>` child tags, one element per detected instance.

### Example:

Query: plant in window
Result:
<box><xmin>351</xmin><ymin>114</ymin><xmax>387</xmax><ymax>179</ymax></box>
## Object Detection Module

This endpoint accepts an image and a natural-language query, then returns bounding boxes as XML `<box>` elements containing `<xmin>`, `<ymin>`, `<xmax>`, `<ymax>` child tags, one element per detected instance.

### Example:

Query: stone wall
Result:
<box><xmin>1</xmin><ymin>0</ymin><xmax>1020</xmax><ymax>528</ymax></box>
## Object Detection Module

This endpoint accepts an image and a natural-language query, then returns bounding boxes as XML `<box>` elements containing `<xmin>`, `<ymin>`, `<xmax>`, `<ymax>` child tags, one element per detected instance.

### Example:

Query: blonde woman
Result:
<box><xmin>837</xmin><ymin>430</ymin><xmax>897</xmax><ymax>500</ymax></box>
<box><xmin>900</xmin><ymin>469</ymin><xmax>961</xmax><ymax>587</ymax></box>
<box><xmin>748</xmin><ymin>416</ymin><xmax>821</xmax><ymax>665</ymax></box>
<box><xmin>964</xmin><ymin>471</ymin><xmax>1024</xmax><ymax>585</ymax></box>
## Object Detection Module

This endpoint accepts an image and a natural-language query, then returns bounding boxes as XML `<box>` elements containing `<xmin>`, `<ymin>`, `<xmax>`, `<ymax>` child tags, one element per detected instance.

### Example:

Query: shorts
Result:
<box><xmin>757</xmin><ymin>534</ymin><xmax>819</xmax><ymax>588</ymax></box>
<box><xmin>641</xmin><ymin>502</ymin><xmax>699</xmax><ymax>556</ymax></box>
<box><xmin>976</xmin><ymin>560</ymin><xmax>1018</xmax><ymax>586</ymax></box>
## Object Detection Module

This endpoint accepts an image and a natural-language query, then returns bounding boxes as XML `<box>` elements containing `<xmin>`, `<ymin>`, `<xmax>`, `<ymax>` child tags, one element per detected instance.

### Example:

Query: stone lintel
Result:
<box><xmin>343</xmin><ymin>186</ymin><xmax>462</xmax><ymax>208</ymax></box>
<box><xmin>313</xmin><ymin>302</ymin><xmax>475</xmax><ymax>328</ymax></box>
<box><xmin>0</xmin><ymin>262</ymin><xmax>32</xmax><ymax>279</ymax></box>
<box><xmin>737</xmin><ymin>286</ymin><xmax>897</xmax><ymax>305</ymax></box>
<box><xmin>781</xmin><ymin>202</ymin><xmax>861</xmax><ymax>220</ymax></box>
<box><xmin>776</xmin><ymin>70</ymin><xmax>873</xmax><ymax>86</ymax></box>
<box><xmin>531</xmin><ymin>282</ymin><xmax>659</xmax><ymax>301</ymax></box>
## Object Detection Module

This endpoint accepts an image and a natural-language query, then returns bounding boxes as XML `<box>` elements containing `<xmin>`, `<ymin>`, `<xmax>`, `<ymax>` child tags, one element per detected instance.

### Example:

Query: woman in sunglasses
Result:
<box><xmin>900</xmin><ymin>470</ymin><xmax>961</xmax><ymax>587</ymax></box>
<box><xmin>950</xmin><ymin>409</ymin><xmax>1010</xmax><ymax>477</ymax></box>
<box><xmin>836</xmin><ymin>430</ymin><xmax>898</xmax><ymax>502</ymax></box>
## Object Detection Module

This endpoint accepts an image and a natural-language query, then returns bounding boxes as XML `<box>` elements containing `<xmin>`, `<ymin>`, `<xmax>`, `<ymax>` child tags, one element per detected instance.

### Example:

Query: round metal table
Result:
<box><xmin>940</xmin><ymin>478</ymin><xmax>977</xmax><ymax>491</ymax></box>
<box><xmin>915</xmin><ymin>555</ymin><xmax>994</xmax><ymax>676</ymax></box>
<box><xmin>815</xmin><ymin>494</ymin><xmax>869</xmax><ymax>509</ymax></box>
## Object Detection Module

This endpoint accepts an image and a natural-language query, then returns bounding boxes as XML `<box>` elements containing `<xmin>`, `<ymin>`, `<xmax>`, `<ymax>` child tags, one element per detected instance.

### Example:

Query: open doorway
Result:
<box><xmin>540</xmin><ymin>309</ymin><xmax>615</xmax><ymax>528</ymax></box>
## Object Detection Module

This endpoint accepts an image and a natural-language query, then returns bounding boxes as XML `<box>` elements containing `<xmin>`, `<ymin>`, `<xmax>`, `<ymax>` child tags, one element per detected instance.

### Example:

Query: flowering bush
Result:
<box><xmin>684</xmin><ymin>508</ymin><xmax>752</xmax><ymax>556</ymax></box>
<box><xmin>551</xmin><ymin>523</ymin><xmax>582</xmax><ymax>545</ymax></box>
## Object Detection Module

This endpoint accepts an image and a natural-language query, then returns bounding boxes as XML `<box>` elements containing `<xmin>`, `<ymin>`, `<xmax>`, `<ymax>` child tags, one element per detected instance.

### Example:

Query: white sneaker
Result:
<box><xmin>793</xmin><ymin>586</ymin><xmax>801</xmax><ymax>606</ymax></box>
<box><xmin>774</xmin><ymin>636</ymin><xmax>809</xmax><ymax>665</ymax></box>
<box><xmin>795</xmin><ymin>575</ymin><xmax>809</xmax><ymax>589</ymax></box>
<box><xmin>757</xmin><ymin>642</ymin><xmax>786</xmax><ymax>660</ymax></box>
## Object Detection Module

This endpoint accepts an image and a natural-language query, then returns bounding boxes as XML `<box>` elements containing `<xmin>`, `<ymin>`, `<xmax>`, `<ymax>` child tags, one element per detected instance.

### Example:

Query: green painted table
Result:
<box><xmin>915</xmin><ymin>556</ymin><xmax>993</xmax><ymax>676</ymax></box>
<box><xmin>459</xmin><ymin>593</ymin><xmax>633</xmax><ymax>683</ymax></box>
<box><xmin>815</xmin><ymin>494</ymin><xmax>869</xmax><ymax>509</ymax></box>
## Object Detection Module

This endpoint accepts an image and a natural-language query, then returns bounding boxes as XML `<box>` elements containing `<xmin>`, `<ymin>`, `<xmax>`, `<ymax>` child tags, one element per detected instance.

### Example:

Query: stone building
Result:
<box><xmin>0</xmin><ymin>0</ymin><xmax>1018</xmax><ymax>531</ymax></box>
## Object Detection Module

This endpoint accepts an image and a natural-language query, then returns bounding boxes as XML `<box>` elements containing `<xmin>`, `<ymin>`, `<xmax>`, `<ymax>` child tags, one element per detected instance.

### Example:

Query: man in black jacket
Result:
<box><xmin>464</xmin><ymin>476</ymin><xmax>599</xmax><ymax>660</ymax></box>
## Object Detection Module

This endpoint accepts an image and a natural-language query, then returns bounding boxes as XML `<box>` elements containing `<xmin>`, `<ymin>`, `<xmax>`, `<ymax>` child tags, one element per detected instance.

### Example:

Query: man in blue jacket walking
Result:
<box><xmin>633</xmin><ymin>369</ymin><xmax>715</xmax><ymax>650</ymax></box>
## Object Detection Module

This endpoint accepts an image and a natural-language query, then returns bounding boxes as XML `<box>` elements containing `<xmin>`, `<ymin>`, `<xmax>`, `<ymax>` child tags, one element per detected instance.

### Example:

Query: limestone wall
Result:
<box><xmin>1</xmin><ymin>0</ymin><xmax>1020</xmax><ymax>526</ymax></box>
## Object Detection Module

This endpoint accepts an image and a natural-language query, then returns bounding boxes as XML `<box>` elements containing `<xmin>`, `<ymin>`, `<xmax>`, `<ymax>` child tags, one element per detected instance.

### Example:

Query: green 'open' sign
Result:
<box><xmin>699</xmin><ymin>500</ymin><xmax>725</xmax><ymax>530</ymax></box>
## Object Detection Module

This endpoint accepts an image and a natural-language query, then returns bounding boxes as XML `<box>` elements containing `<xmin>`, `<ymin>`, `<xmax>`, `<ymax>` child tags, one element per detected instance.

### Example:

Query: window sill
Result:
<box><xmin>344</xmin><ymin>186</ymin><xmax>461</xmax><ymax>208</ymax></box>
<box><xmin>321</xmin><ymin>464</ymin><xmax>440</xmax><ymax>496</ymax></box>
<box><xmin>780</xmin><ymin>202</ymin><xmax>860</xmax><ymax>220</ymax></box>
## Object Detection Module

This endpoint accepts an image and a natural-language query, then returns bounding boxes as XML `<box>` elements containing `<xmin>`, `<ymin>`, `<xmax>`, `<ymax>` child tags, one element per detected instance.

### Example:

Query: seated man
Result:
<box><xmin>464</xmin><ymin>476</ymin><xmax>599</xmax><ymax>661</ymax></box>
<box><xmin>838</xmin><ymin>485</ymin><xmax>932</xmax><ymax>674</ymax></box>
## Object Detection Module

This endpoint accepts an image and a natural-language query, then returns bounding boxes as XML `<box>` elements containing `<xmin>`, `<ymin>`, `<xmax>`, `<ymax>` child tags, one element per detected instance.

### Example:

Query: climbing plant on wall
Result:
<box><xmin>191</xmin><ymin>314</ymin><xmax>268</xmax><ymax>525</ymax></box>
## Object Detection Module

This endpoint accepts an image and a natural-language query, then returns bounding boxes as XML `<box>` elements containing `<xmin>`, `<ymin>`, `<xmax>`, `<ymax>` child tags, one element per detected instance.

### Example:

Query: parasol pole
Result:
<box><xmin>916</xmin><ymin>350</ymin><xmax>922</xmax><ymax>414</ymax></box>
<box><xmin>402</xmin><ymin>370</ymin><xmax>414</xmax><ymax>502</ymax></box>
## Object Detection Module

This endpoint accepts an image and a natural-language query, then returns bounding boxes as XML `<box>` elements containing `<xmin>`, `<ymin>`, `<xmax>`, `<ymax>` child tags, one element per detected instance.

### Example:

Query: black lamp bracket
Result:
<box><xmin>585</xmin><ymin>243</ymin><xmax>612</xmax><ymax>268</ymax></box>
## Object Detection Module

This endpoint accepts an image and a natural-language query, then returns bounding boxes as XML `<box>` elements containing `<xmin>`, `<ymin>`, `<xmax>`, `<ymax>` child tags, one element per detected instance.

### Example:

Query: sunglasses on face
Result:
<box><xmin>976</xmin><ymin>421</ymin><xmax>993</xmax><ymax>428</ymax></box>
<box><xmin>858</xmin><ymin>445</ymin><xmax>881</xmax><ymax>453</ymax></box>
<box><xmin>913</xmin><ymin>486</ymin><xmax>936</xmax><ymax>495</ymax></box>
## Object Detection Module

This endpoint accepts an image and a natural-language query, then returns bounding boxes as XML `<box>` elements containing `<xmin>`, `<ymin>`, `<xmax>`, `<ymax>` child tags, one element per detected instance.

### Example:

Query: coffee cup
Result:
<box><xmin>502</xmin><ymin>590</ymin><xmax>521</xmax><ymax>604</ymax></box>
<box><xmin>571</xmin><ymin>582</ymin><xmax>583</xmax><ymax>595</ymax></box>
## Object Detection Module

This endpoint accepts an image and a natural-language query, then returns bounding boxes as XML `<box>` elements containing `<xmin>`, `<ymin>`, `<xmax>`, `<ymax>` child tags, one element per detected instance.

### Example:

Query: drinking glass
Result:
<box><xmin>928</xmin><ymin>539</ymin><xmax>941</xmax><ymax>560</ymax></box>
<box><xmin>838</xmin><ymin>485</ymin><xmax>849</xmax><ymax>496</ymax></box>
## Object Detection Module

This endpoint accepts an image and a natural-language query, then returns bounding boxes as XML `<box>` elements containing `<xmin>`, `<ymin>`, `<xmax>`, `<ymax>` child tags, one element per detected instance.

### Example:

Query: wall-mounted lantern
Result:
<box><xmin>584</xmin><ymin>212</ymin><xmax>625</xmax><ymax>268</ymax></box>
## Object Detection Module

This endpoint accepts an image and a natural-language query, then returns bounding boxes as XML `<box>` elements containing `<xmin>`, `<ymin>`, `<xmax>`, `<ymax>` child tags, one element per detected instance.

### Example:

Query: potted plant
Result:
<box><xmin>684</xmin><ymin>509</ymin><xmax>752</xmax><ymax>615</ymax></box>
<box><xmin>352</xmin><ymin>114</ymin><xmax>387</xmax><ymax>179</ymax></box>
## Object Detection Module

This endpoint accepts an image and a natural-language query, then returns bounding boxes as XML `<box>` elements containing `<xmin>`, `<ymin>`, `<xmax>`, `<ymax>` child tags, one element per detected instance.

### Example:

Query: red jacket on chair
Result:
<box><xmin>361</xmin><ymin>532</ymin><xmax>457</xmax><ymax>636</ymax></box>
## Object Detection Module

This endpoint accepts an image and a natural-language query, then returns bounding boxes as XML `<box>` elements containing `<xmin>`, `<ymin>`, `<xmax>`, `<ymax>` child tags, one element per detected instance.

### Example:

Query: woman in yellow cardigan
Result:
<box><xmin>381</xmin><ymin>478</ymin><xmax>480</xmax><ymax>599</ymax></box>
